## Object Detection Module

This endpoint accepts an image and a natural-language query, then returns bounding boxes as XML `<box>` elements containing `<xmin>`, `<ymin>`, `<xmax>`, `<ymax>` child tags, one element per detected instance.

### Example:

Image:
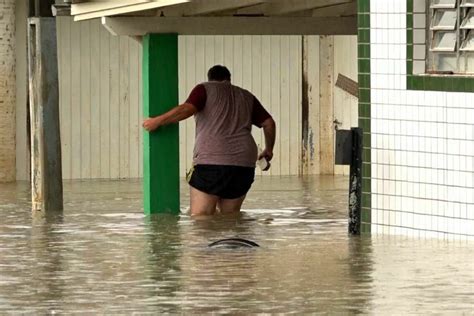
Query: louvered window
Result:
<box><xmin>428</xmin><ymin>0</ymin><xmax>474</xmax><ymax>72</ymax></box>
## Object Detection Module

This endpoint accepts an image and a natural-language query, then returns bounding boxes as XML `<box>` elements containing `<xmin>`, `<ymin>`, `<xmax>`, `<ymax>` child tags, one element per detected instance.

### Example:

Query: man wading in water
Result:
<box><xmin>143</xmin><ymin>65</ymin><xmax>276</xmax><ymax>216</ymax></box>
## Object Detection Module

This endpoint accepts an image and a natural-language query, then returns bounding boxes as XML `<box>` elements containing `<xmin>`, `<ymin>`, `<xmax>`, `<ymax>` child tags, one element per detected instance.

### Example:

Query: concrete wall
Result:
<box><xmin>0</xmin><ymin>0</ymin><xmax>16</xmax><ymax>182</ymax></box>
<box><xmin>15</xmin><ymin>0</ymin><xmax>28</xmax><ymax>182</ymax></box>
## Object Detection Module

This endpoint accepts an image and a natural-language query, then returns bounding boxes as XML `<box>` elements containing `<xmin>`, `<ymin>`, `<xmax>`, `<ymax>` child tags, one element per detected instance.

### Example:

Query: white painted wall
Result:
<box><xmin>49</xmin><ymin>18</ymin><xmax>304</xmax><ymax>179</ymax></box>
<box><xmin>302</xmin><ymin>35</ymin><xmax>358</xmax><ymax>176</ymax></box>
<box><xmin>15</xmin><ymin>18</ymin><xmax>357</xmax><ymax>180</ymax></box>
<box><xmin>333</xmin><ymin>36</ymin><xmax>359</xmax><ymax>176</ymax></box>
<box><xmin>369</xmin><ymin>0</ymin><xmax>474</xmax><ymax>240</ymax></box>
<box><xmin>56</xmin><ymin>18</ymin><xmax>143</xmax><ymax>180</ymax></box>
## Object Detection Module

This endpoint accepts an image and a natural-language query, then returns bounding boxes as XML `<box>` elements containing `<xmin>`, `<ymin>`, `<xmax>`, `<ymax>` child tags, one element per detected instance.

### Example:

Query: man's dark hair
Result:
<box><xmin>207</xmin><ymin>65</ymin><xmax>231</xmax><ymax>82</ymax></box>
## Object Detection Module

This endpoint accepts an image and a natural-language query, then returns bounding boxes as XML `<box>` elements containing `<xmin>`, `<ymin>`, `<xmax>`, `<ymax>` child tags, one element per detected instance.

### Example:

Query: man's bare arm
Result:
<box><xmin>143</xmin><ymin>103</ymin><xmax>198</xmax><ymax>132</ymax></box>
<box><xmin>259</xmin><ymin>117</ymin><xmax>276</xmax><ymax>161</ymax></box>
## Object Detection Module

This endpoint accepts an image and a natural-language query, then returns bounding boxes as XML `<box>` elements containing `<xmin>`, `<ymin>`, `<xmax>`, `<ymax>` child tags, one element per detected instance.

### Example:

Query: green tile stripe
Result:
<box><xmin>407</xmin><ymin>0</ymin><xmax>474</xmax><ymax>92</ymax></box>
<box><xmin>358</xmin><ymin>0</ymin><xmax>371</xmax><ymax>234</ymax></box>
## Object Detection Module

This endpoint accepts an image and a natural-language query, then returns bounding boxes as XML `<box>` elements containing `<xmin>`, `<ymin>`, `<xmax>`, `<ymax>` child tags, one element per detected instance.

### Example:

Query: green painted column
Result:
<box><xmin>142</xmin><ymin>34</ymin><xmax>180</xmax><ymax>215</ymax></box>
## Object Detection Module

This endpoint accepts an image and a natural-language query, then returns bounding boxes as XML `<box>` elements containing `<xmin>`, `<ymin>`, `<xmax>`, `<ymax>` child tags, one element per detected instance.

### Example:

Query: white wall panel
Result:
<box><xmin>55</xmin><ymin>21</ymin><xmax>303</xmax><ymax>179</ymax></box>
<box><xmin>333</xmin><ymin>36</ymin><xmax>358</xmax><ymax>175</ymax></box>
<box><xmin>16</xmin><ymin>18</ymin><xmax>354</xmax><ymax>180</ymax></box>
<box><xmin>43</xmin><ymin>15</ymin><xmax>318</xmax><ymax>179</ymax></box>
<box><xmin>178</xmin><ymin>35</ymin><xmax>302</xmax><ymax>177</ymax></box>
<box><xmin>57</xmin><ymin>18</ymin><xmax>143</xmax><ymax>180</ymax></box>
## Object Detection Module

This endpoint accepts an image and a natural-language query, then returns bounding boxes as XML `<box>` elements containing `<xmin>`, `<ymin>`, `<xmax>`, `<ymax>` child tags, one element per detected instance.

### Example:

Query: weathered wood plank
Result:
<box><xmin>302</xmin><ymin>35</ymin><xmax>320</xmax><ymax>175</ymax></box>
<box><xmin>319</xmin><ymin>35</ymin><xmax>335</xmax><ymax>175</ymax></box>
<box><xmin>28</xmin><ymin>17</ymin><xmax>63</xmax><ymax>213</ymax></box>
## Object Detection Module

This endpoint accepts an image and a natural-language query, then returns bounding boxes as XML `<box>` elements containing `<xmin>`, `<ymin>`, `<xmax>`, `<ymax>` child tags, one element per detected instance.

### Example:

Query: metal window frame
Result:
<box><xmin>427</xmin><ymin>0</ymin><xmax>469</xmax><ymax>73</ymax></box>
<box><xmin>430</xmin><ymin>0</ymin><xmax>457</xmax><ymax>9</ymax></box>
<box><xmin>430</xmin><ymin>8</ymin><xmax>458</xmax><ymax>30</ymax></box>
<box><xmin>461</xmin><ymin>0</ymin><xmax>474</xmax><ymax>8</ymax></box>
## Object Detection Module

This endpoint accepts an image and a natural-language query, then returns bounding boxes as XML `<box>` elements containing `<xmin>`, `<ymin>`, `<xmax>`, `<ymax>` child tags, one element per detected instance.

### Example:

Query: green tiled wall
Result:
<box><xmin>358</xmin><ymin>0</ymin><xmax>371</xmax><ymax>234</ymax></box>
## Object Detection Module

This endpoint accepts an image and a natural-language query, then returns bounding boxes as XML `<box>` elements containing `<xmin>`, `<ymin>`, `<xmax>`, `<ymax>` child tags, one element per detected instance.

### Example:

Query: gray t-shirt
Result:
<box><xmin>185</xmin><ymin>81</ymin><xmax>271</xmax><ymax>168</ymax></box>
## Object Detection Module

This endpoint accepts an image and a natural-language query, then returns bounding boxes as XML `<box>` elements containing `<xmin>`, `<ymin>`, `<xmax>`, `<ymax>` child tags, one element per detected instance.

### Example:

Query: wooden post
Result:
<box><xmin>348</xmin><ymin>127</ymin><xmax>362</xmax><ymax>235</ymax></box>
<box><xmin>28</xmin><ymin>18</ymin><xmax>63</xmax><ymax>214</ymax></box>
<box><xmin>301</xmin><ymin>36</ymin><xmax>321</xmax><ymax>175</ymax></box>
<box><xmin>319</xmin><ymin>35</ymin><xmax>335</xmax><ymax>175</ymax></box>
<box><xmin>142</xmin><ymin>34</ymin><xmax>180</xmax><ymax>215</ymax></box>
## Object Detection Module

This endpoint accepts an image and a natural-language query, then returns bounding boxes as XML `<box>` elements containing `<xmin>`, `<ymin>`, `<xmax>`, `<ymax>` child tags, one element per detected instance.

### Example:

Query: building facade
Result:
<box><xmin>359</xmin><ymin>0</ymin><xmax>474</xmax><ymax>240</ymax></box>
<box><xmin>11</xmin><ymin>18</ymin><xmax>358</xmax><ymax>180</ymax></box>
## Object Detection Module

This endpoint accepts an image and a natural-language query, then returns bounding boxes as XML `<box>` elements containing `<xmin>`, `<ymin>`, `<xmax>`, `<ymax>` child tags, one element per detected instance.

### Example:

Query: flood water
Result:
<box><xmin>0</xmin><ymin>176</ymin><xmax>473</xmax><ymax>314</ymax></box>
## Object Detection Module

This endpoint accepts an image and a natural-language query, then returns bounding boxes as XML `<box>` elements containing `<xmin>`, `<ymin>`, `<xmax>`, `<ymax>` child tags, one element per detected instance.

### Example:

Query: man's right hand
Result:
<box><xmin>142</xmin><ymin>117</ymin><xmax>161</xmax><ymax>132</ymax></box>
<box><xmin>258</xmin><ymin>148</ymin><xmax>273</xmax><ymax>162</ymax></box>
<box><xmin>260</xmin><ymin>118</ymin><xmax>276</xmax><ymax>163</ymax></box>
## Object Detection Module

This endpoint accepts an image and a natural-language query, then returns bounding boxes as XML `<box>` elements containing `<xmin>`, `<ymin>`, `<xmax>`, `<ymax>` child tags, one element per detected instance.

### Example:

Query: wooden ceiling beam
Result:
<box><xmin>72</xmin><ymin>0</ymin><xmax>189</xmax><ymax>21</ymax></box>
<box><xmin>162</xmin><ymin>0</ymin><xmax>267</xmax><ymax>16</ymax></box>
<box><xmin>311</xmin><ymin>2</ymin><xmax>356</xmax><ymax>17</ymax></box>
<box><xmin>236</xmin><ymin>0</ymin><xmax>353</xmax><ymax>16</ymax></box>
<box><xmin>102</xmin><ymin>16</ymin><xmax>357</xmax><ymax>36</ymax></box>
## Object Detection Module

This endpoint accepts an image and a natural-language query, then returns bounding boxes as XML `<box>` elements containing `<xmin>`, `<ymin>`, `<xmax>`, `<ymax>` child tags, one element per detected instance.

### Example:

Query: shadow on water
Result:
<box><xmin>29</xmin><ymin>213</ymin><xmax>66</xmax><ymax>314</ymax></box>
<box><xmin>180</xmin><ymin>214</ymin><xmax>261</xmax><ymax>314</ymax></box>
<box><xmin>347</xmin><ymin>236</ymin><xmax>374</xmax><ymax>314</ymax></box>
<box><xmin>188</xmin><ymin>212</ymin><xmax>257</xmax><ymax>242</ymax></box>
<box><xmin>143</xmin><ymin>214</ymin><xmax>183</xmax><ymax>313</ymax></box>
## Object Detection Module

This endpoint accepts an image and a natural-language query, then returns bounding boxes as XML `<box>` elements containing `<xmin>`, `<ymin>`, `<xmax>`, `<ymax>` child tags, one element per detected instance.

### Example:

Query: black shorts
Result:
<box><xmin>188</xmin><ymin>164</ymin><xmax>255</xmax><ymax>199</ymax></box>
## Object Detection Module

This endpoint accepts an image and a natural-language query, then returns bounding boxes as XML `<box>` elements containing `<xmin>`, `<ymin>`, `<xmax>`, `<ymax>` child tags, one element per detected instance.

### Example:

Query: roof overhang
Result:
<box><xmin>69</xmin><ymin>0</ymin><xmax>357</xmax><ymax>36</ymax></box>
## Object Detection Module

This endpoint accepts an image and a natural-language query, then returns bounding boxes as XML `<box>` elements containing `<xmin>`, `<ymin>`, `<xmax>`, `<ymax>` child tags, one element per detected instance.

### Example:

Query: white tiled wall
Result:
<box><xmin>369</xmin><ymin>0</ymin><xmax>474</xmax><ymax>240</ymax></box>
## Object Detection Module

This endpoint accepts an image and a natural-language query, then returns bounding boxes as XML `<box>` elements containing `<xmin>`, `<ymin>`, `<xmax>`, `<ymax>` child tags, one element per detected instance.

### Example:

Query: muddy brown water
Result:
<box><xmin>0</xmin><ymin>176</ymin><xmax>473</xmax><ymax>314</ymax></box>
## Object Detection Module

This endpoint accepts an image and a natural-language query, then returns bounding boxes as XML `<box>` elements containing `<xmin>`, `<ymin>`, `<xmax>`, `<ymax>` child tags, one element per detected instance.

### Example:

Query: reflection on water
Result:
<box><xmin>0</xmin><ymin>176</ymin><xmax>473</xmax><ymax>314</ymax></box>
